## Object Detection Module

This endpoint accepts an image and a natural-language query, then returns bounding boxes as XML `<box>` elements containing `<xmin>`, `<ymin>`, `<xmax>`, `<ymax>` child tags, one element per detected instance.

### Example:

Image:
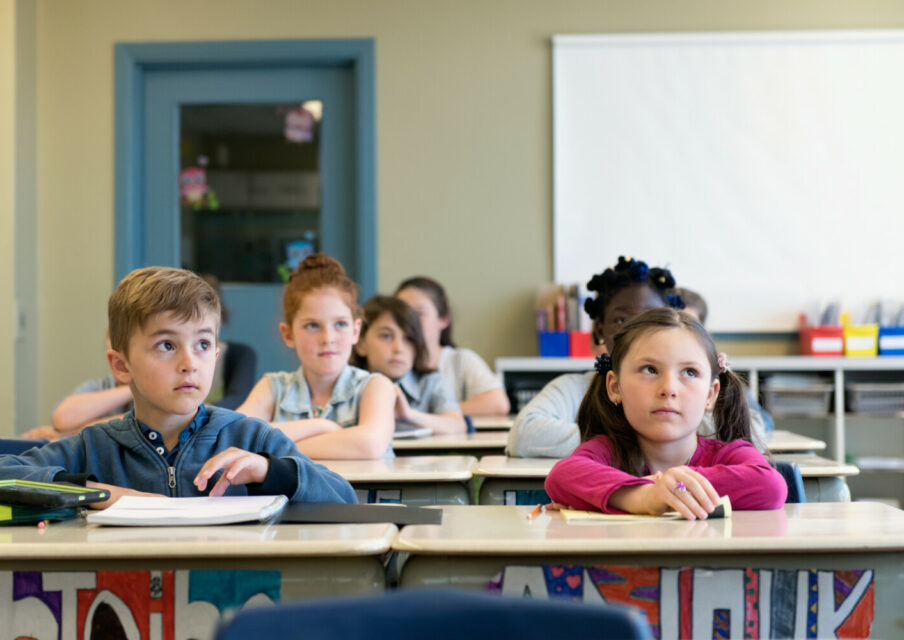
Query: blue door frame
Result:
<box><xmin>113</xmin><ymin>39</ymin><xmax>377</xmax><ymax>293</ymax></box>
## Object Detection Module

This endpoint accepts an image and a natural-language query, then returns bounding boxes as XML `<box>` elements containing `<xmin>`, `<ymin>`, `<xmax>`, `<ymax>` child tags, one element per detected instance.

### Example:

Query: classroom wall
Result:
<box><xmin>5</xmin><ymin>0</ymin><xmax>904</xmax><ymax>430</ymax></box>
<box><xmin>1</xmin><ymin>0</ymin><xmax>16</xmax><ymax>433</ymax></box>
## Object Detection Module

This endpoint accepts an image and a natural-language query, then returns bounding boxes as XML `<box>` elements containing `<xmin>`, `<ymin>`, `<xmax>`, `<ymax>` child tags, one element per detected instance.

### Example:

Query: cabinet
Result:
<box><xmin>496</xmin><ymin>356</ymin><xmax>904</xmax><ymax>504</ymax></box>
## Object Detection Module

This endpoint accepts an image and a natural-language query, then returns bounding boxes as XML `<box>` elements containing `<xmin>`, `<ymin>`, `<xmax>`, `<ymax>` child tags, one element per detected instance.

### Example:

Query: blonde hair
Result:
<box><xmin>108</xmin><ymin>267</ymin><xmax>220</xmax><ymax>356</ymax></box>
<box><xmin>283</xmin><ymin>253</ymin><xmax>359</xmax><ymax>324</ymax></box>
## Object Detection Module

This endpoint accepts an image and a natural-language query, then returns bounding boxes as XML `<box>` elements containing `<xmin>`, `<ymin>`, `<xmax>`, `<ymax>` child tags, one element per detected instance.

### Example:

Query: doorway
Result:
<box><xmin>114</xmin><ymin>40</ymin><xmax>376</xmax><ymax>378</ymax></box>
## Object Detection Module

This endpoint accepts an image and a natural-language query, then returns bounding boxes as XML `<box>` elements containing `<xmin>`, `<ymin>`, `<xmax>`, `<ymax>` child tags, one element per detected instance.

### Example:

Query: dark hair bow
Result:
<box><xmin>628</xmin><ymin>260</ymin><xmax>649</xmax><ymax>282</ymax></box>
<box><xmin>668</xmin><ymin>294</ymin><xmax>686</xmax><ymax>310</ymax></box>
<box><xmin>594</xmin><ymin>353</ymin><xmax>612</xmax><ymax>375</ymax></box>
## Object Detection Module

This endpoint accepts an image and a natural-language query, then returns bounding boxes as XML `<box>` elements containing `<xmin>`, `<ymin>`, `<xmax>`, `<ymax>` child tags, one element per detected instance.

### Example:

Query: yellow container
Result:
<box><xmin>842</xmin><ymin>313</ymin><xmax>879</xmax><ymax>357</ymax></box>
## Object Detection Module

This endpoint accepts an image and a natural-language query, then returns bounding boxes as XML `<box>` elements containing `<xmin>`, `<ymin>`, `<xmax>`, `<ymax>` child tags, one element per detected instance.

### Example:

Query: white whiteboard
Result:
<box><xmin>553</xmin><ymin>31</ymin><xmax>904</xmax><ymax>332</ymax></box>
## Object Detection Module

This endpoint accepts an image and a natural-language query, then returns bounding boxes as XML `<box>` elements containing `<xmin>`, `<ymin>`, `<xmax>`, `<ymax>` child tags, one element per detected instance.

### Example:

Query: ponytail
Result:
<box><xmin>711</xmin><ymin>369</ymin><xmax>752</xmax><ymax>445</ymax></box>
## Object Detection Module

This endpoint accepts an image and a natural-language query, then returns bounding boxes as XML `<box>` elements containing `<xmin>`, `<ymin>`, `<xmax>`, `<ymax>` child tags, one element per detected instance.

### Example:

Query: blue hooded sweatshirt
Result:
<box><xmin>0</xmin><ymin>405</ymin><xmax>356</xmax><ymax>504</ymax></box>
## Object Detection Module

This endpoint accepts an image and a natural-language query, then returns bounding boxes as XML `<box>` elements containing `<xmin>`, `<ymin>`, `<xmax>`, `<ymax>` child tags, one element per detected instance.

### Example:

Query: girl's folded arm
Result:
<box><xmin>235</xmin><ymin>376</ymin><xmax>275</xmax><ymax>421</ymax></box>
<box><xmin>296</xmin><ymin>374</ymin><xmax>396</xmax><ymax>459</ymax></box>
<box><xmin>695</xmin><ymin>442</ymin><xmax>788</xmax><ymax>509</ymax></box>
<box><xmin>545</xmin><ymin>445</ymin><xmax>650</xmax><ymax>513</ymax></box>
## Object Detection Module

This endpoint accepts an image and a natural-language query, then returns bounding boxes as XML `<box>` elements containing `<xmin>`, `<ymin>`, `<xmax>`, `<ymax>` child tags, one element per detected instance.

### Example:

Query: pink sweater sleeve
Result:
<box><xmin>544</xmin><ymin>437</ymin><xmax>651</xmax><ymax>513</ymax></box>
<box><xmin>693</xmin><ymin>440</ymin><xmax>788</xmax><ymax>509</ymax></box>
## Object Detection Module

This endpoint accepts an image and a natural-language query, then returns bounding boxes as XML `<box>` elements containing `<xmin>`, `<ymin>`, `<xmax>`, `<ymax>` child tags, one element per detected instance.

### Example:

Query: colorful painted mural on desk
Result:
<box><xmin>0</xmin><ymin>569</ymin><xmax>280</xmax><ymax>639</ymax></box>
<box><xmin>489</xmin><ymin>565</ymin><xmax>873</xmax><ymax>639</ymax></box>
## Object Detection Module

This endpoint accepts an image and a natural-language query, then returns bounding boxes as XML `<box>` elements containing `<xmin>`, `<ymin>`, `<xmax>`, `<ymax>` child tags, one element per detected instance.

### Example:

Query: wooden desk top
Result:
<box><xmin>393</xmin><ymin>431</ymin><xmax>508</xmax><ymax>451</ymax></box>
<box><xmin>319</xmin><ymin>455</ymin><xmax>477</xmax><ymax>482</ymax></box>
<box><xmin>392</xmin><ymin>502</ymin><xmax>904</xmax><ymax>555</ymax></box>
<box><xmin>470</xmin><ymin>415</ymin><xmax>515</xmax><ymax>430</ymax></box>
<box><xmin>764</xmin><ymin>429</ymin><xmax>826</xmax><ymax>452</ymax></box>
<box><xmin>0</xmin><ymin>519</ymin><xmax>397</xmax><ymax>561</ymax></box>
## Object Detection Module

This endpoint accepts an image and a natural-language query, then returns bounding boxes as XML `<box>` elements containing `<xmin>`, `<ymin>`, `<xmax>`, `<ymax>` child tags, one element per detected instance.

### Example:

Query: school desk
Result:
<box><xmin>0</xmin><ymin>518</ymin><xmax>396</xmax><ymax>639</ymax></box>
<box><xmin>773</xmin><ymin>452</ymin><xmax>859</xmax><ymax>502</ymax></box>
<box><xmin>393</xmin><ymin>502</ymin><xmax>904</xmax><ymax>639</ymax></box>
<box><xmin>474</xmin><ymin>450</ymin><xmax>853</xmax><ymax>506</ymax></box>
<box><xmin>470</xmin><ymin>415</ymin><xmax>515</xmax><ymax>431</ymax></box>
<box><xmin>318</xmin><ymin>456</ymin><xmax>477</xmax><ymax>506</ymax></box>
<box><xmin>391</xmin><ymin>431</ymin><xmax>508</xmax><ymax>457</ymax></box>
<box><xmin>764</xmin><ymin>429</ymin><xmax>826</xmax><ymax>453</ymax></box>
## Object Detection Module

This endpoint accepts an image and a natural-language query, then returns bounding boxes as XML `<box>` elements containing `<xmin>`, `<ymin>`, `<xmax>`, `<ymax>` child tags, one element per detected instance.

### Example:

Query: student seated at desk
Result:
<box><xmin>237</xmin><ymin>254</ymin><xmax>396</xmax><ymax>460</ymax></box>
<box><xmin>507</xmin><ymin>256</ymin><xmax>679</xmax><ymax>458</ymax></box>
<box><xmin>506</xmin><ymin>257</ymin><xmax>767</xmax><ymax>458</ymax></box>
<box><xmin>352</xmin><ymin>296</ymin><xmax>466</xmax><ymax>434</ymax></box>
<box><xmin>0</xmin><ymin>266</ymin><xmax>356</xmax><ymax>508</ymax></box>
<box><xmin>396</xmin><ymin>276</ymin><xmax>510</xmax><ymax>416</ymax></box>
<box><xmin>545</xmin><ymin>308</ymin><xmax>786</xmax><ymax>519</ymax></box>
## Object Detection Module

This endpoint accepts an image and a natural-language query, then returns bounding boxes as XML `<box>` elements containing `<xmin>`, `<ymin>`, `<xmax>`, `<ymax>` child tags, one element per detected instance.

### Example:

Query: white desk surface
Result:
<box><xmin>470</xmin><ymin>415</ymin><xmax>515</xmax><ymax>430</ymax></box>
<box><xmin>0</xmin><ymin>520</ymin><xmax>398</xmax><ymax>560</ymax></box>
<box><xmin>393</xmin><ymin>431</ymin><xmax>508</xmax><ymax>451</ymax></box>
<box><xmin>764</xmin><ymin>429</ymin><xmax>826</xmax><ymax>452</ymax></box>
<box><xmin>392</xmin><ymin>502</ymin><xmax>904</xmax><ymax>555</ymax></box>
<box><xmin>773</xmin><ymin>453</ymin><xmax>860</xmax><ymax>477</ymax></box>
<box><xmin>319</xmin><ymin>455</ymin><xmax>477</xmax><ymax>482</ymax></box>
<box><xmin>474</xmin><ymin>455</ymin><xmax>556</xmax><ymax>478</ymax></box>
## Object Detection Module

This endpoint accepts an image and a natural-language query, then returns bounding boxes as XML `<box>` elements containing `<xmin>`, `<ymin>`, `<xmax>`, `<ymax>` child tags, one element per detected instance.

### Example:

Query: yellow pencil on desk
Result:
<box><xmin>527</xmin><ymin>504</ymin><xmax>544</xmax><ymax>520</ymax></box>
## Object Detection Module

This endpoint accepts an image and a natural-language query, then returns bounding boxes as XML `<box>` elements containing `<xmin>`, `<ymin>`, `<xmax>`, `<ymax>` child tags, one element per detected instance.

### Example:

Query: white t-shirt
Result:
<box><xmin>438</xmin><ymin>346</ymin><xmax>503</xmax><ymax>403</ymax></box>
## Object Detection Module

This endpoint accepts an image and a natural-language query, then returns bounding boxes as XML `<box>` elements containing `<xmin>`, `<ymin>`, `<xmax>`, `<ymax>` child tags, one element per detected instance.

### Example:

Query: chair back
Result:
<box><xmin>214</xmin><ymin>588</ymin><xmax>653</xmax><ymax>640</ymax></box>
<box><xmin>775</xmin><ymin>460</ymin><xmax>806</xmax><ymax>503</ymax></box>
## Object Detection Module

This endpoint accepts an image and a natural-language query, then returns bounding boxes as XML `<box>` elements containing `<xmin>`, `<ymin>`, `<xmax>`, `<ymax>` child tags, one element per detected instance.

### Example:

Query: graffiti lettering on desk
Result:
<box><xmin>0</xmin><ymin>569</ymin><xmax>281</xmax><ymax>640</ymax></box>
<box><xmin>489</xmin><ymin>565</ymin><xmax>873</xmax><ymax>639</ymax></box>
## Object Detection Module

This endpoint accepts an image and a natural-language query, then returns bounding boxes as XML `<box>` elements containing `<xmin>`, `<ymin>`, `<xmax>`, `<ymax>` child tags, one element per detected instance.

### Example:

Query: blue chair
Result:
<box><xmin>0</xmin><ymin>437</ymin><xmax>48</xmax><ymax>455</ymax></box>
<box><xmin>214</xmin><ymin>588</ymin><xmax>653</xmax><ymax>640</ymax></box>
<box><xmin>775</xmin><ymin>460</ymin><xmax>806</xmax><ymax>504</ymax></box>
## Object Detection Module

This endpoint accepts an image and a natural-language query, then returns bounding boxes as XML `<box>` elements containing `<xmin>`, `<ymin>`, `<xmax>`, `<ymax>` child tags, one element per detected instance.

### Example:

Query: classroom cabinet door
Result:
<box><xmin>115</xmin><ymin>42</ymin><xmax>376</xmax><ymax>379</ymax></box>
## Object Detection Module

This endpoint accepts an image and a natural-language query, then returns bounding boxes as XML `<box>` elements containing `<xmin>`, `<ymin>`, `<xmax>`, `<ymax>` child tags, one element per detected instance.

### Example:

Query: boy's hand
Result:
<box><xmin>86</xmin><ymin>481</ymin><xmax>164</xmax><ymax>509</ymax></box>
<box><xmin>194</xmin><ymin>447</ymin><xmax>269</xmax><ymax>497</ymax></box>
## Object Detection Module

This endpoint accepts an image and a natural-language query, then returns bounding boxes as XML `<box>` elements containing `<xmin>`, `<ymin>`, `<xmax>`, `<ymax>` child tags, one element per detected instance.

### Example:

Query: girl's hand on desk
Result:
<box><xmin>21</xmin><ymin>425</ymin><xmax>64</xmax><ymax>441</ymax></box>
<box><xmin>86</xmin><ymin>481</ymin><xmax>164</xmax><ymax>509</ymax></box>
<box><xmin>393</xmin><ymin>385</ymin><xmax>413</xmax><ymax>421</ymax></box>
<box><xmin>194</xmin><ymin>447</ymin><xmax>268</xmax><ymax>496</ymax></box>
<box><xmin>648</xmin><ymin>468</ymin><xmax>720</xmax><ymax>521</ymax></box>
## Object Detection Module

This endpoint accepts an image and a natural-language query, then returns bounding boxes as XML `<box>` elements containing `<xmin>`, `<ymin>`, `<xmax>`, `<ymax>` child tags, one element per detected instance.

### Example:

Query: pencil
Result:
<box><xmin>526</xmin><ymin>504</ymin><xmax>544</xmax><ymax>520</ymax></box>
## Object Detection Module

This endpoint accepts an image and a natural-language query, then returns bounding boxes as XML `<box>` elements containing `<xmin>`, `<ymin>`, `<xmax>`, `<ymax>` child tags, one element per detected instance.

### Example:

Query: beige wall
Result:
<box><xmin>1</xmin><ymin>0</ymin><xmax>16</xmax><ymax>433</ymax></box>
<box><xmin>6</xmin><ymin>0</ymin><xmax>904</xmax><ymax>428</ymax></box>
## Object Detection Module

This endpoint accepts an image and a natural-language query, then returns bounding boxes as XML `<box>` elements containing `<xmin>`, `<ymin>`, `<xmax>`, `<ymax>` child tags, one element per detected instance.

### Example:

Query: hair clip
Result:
<box><xmin>594</xmin><ymin>353</ymin><xmax>612</xmax><ymax>375</ymax></box>
<box><xmin>668</xmin><ymin>294</ymin><xmax>686</xmax><ymax>310</ymax></box>
<box><xmin>717</xmin><ymin>352</ymin><xmax>729</xmax><ymax>374</ymax></box>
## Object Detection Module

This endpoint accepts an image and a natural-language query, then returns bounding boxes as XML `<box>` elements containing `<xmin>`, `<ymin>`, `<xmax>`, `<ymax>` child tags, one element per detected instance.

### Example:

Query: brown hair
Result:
<box><xmin>283</xmin><ymin>253</ymin><xmax>359</xmax><ymax>325</ymax></box>
<box><xmin>671</xmin><ymin>287</ymin><xmax>708</xmax><ymax>325</ymax></box>
<box><xmin>395</xmin><ymin>276</ymin><xmax>455</xmax><ymax>347</ymax></box>
<box><xmin>108</xmin><ymin>267</ymin><xmax>221</xmax><ymax>356</ymax></box>
<box><xmin>351</xmin><ymin>296</ymin><xmax>433</xmax><ymax>375</ymax></box>
<box><xmin>577</xmin><ymin>307</ymin><xmax>751</xmax><ymax>475</ymax></box>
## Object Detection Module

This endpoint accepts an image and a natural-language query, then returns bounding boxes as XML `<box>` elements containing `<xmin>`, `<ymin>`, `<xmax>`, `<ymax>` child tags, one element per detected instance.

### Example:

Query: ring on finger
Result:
<box><xmin>672</xmin><ymin>481</ymin><xmax>687</xmax><ymax>495</ymax></box>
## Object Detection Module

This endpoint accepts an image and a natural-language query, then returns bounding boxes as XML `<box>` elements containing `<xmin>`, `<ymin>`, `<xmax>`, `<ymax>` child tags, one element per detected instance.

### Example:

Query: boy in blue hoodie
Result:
<box><xmin>0</xmin><ymin>266</ymin><xmax>356</xmax><ymax>508</ymax></box>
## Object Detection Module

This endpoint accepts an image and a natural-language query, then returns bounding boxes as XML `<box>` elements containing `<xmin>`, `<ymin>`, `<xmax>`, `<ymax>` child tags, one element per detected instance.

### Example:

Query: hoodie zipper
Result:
<box><xmin>168</xmin><ymin>466</ymin><xmax>177</xmax><ymax>492</ymax></box>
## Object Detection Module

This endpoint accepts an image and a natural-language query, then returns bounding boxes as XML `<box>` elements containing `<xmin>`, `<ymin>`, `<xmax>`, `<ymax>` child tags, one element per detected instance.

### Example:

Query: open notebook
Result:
<box><xmin>560</xmin><ymin>495</ymin><xmax>732</xmax><ymax>523</ymax></box>
<box><xmin>86</xmin><ymin>495</ymin><xmax>287</xmax><ymax>526</ymax></box>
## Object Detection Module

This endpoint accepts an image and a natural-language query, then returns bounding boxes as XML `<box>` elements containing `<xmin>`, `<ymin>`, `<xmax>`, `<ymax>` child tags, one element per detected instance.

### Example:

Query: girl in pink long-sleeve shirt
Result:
<box><xmin>545</xmin><ymin>308</ymin><xmax>786</xmax><ymax>520</ymax></box>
